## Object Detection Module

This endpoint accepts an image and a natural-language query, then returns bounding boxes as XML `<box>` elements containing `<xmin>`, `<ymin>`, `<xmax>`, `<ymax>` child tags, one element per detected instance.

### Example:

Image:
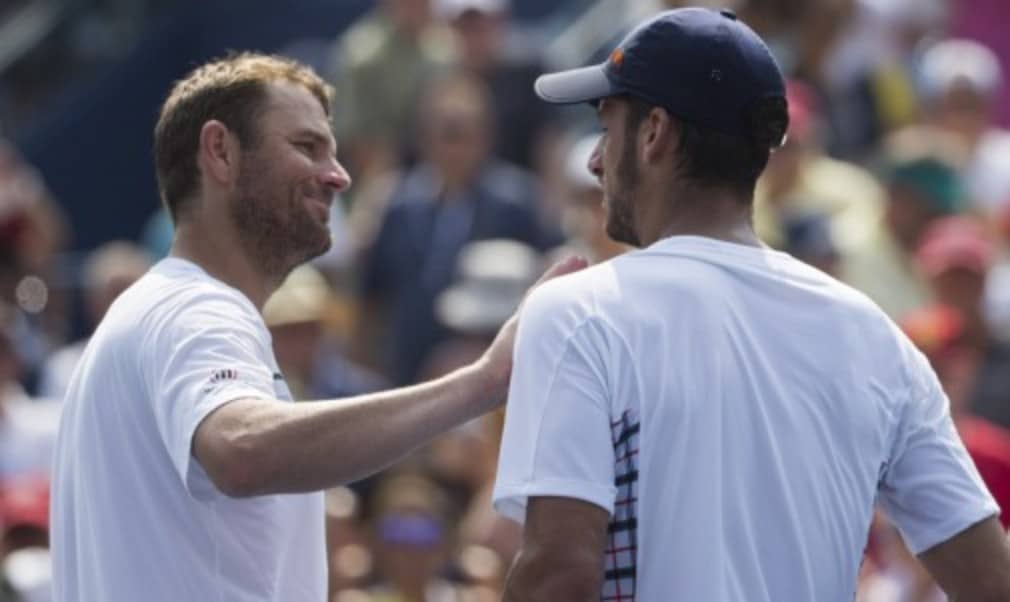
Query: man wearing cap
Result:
<box><xmin>490</xmin><ymin>8</ymin><xmax>1010</xmax><ymax>601</ymax></box>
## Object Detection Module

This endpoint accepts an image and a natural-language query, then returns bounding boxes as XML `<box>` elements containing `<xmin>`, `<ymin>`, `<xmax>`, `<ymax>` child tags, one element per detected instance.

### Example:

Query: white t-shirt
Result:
<box><xmin>493</xmin><ymin>236</ymin><xmax>997</xmax><ymax>602</ymax></box>
<box><xmin>51</xmin><ymin>258</ymin><xmax>326</xmax><ymax>602</ymax></box>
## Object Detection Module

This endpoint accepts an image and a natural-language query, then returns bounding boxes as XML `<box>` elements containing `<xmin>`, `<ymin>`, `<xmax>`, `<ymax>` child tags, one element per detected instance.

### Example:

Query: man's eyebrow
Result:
<box><xmin>292</xmin><ymin>129</ymin><xmax>329</xmax><ymax>143</ymax></box>
<box><xmin>292</xmin><ymin>128</ymin><xmax>337</xmax><ymax>153</ymax></box>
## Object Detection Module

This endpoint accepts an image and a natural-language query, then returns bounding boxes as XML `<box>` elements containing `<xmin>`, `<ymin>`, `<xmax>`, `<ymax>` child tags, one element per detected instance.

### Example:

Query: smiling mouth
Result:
<box><xmin>306</xmin><ymin>196</ymin><xmax>331</xmax><ymax>222</ymax></box>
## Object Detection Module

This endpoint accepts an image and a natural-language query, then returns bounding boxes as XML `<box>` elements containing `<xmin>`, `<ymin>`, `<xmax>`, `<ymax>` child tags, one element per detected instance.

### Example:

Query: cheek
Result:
<box><xmin>603</xmin><ymin>139</ymin><xmax>623</xmax><ymax>173</ymax></box>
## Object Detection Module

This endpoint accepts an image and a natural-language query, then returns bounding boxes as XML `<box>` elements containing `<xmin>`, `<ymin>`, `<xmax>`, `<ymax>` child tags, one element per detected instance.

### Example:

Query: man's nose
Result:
<box><xmin>321</xmin><ymin>158</ymin><xmax>352</xmax><ymax>193</ymax></box>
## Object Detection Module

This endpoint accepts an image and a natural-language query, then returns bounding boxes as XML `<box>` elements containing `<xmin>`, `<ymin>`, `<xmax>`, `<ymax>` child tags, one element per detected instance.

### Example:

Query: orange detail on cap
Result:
<box><xmin>610</xmin><ymin>48</ymin><xmax>625</xmax><ymax>68</ymax></box>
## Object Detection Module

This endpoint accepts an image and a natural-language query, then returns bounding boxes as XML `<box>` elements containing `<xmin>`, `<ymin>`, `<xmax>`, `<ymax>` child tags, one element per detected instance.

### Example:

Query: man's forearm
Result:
<box><xmin>503</xmin><ymin>545</ymin><xmax>604</xmax><ymax>602</ymax></box>
<box><xmin>198</xmin><ymin>361</ymin><xmax>501</xmax><ymax>496</ymax></box>
<box><xmin>919</xmin><ymin>516</ymin><xmax>1010</xmax><ymax>600</ymax></box>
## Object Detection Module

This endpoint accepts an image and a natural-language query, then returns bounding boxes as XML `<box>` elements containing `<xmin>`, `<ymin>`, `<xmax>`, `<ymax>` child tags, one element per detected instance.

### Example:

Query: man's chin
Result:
<box><xmin>302</xmin><ymin>233</ymin><xmax>333</xmax><ymax>262</ymax></box>
<box><xmin>606</xmin><ymin>221</ymin><xmax>640</xmax><ymax>248</ymax></box>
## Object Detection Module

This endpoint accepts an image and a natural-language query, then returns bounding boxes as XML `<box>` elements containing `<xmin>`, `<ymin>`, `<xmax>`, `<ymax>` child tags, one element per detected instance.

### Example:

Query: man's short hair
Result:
<box><xmin>625</xmin><ymin>95</ymin><xmax>788</xmax><ymax>196</ymax></box>
<box><xmin>153</xmin><ymin>52</ymin><xmax>335</xmax><ymax>222</ymax></box>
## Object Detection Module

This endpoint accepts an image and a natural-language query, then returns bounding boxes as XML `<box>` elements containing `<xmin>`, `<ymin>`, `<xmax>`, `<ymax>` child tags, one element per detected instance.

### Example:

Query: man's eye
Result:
<box><xmin>295</xmin><ymin>141</ymin><xmax>315</xmax><ymax>154</ymax></box>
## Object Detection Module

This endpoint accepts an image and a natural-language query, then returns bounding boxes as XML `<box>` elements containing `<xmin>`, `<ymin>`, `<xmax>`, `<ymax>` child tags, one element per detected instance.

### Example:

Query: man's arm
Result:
<box><xmin>919</xmin><ymin>515</ymin><xmax>1010</xmax><ymax>601</ymax></box>
<box><xmin>503</xmin><ymin>496</ymin><xmax>610</xmax><ymax>602</ymax></box>
<box><xmin>193</xmin><ymin>256</ymin><xmax>586</xmax><ymax>497</ymax></box>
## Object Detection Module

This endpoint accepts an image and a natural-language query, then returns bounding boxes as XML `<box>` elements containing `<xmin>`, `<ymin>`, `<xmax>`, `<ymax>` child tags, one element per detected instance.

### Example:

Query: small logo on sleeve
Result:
<box><xmin>209</xmin><ymin>368</ymin><xmax>239</xmax><ymax>384</ymax></box>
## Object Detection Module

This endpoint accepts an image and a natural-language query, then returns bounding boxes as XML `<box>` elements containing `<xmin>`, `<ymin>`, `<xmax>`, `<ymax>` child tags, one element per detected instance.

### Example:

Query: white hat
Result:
<box><xmin>436</xmin><ymin>239</ymin><xmax>541</xmax><ymax>335</ymax></box>
<box><xmin>263</xmin><ymin>265</ymin><xmax>330</xmax><ymax>327</ymax></box>
<box><xmin>4</xmin><ymin>547</ymin><xmax>51</xmax><ymax>602</ymax></box>
<box><xmin>921</xmin><ymin>39</ymin><xmax>1003</xmax><ymax>102</ymax></box>
<box><xmin>435</xmin><ymin>0</ymin><xmax>507</xmax><ymax>20</ymax></box>
<box><xmin>984</xmin><ymin>263</ymin><xmax>1010</xmax><ymax>344</ymax></box>
<box><xmin>565</xmin><ymin>133</ymin><xmax>602</xmax><ymax>191</ymax></box>
<box><xmin>865</xmin><ymin>0</ymin><xmax>946</xmax><ymax>28</ymax></box>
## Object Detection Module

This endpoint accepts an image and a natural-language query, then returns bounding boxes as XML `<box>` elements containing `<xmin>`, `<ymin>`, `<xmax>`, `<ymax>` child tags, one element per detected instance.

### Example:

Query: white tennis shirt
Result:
<box><xmin>494</xmin><ymin>236</ymin><xmax>996</xmax><ymax>601</ymax></box>
<box><xmin>51</xmin><ymin>257</ymin><xmax>326</xmax><ymax>601</ymax></box>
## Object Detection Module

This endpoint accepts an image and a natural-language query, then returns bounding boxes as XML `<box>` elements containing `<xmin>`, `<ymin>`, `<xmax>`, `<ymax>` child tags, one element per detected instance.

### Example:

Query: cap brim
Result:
<box><xmin>534</xmin><ymin>64</ymin><xmax>616</xmax><ymax>105</ymax></box>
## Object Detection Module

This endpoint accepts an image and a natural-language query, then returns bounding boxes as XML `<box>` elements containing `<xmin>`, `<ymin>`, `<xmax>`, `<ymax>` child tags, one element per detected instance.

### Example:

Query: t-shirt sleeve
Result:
<box><xmin>492</xmin><ymin>281</ymin><xmax>618</xmax><ymax>523</ymax></box>
<box><xmin>877</xmin><ymin>345</ymin><xmax>999</xmax><ymax>554</ymax></box>
<box><xmin>146</xmin><ymin>290</ymin><xmax>279</xmax><ymax>501</ymax></box>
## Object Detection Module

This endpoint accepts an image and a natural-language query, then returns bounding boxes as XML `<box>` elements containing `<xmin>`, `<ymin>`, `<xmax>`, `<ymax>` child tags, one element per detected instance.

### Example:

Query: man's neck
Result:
<box><xmin>170</xmin><ymin>218</ymin><xmax>275</xmax><ymax>309</ymax></box>
<box><xmin>636</xmin><ymin>184</ymin><xmax>761</xmax><ymax>248</ymax></box>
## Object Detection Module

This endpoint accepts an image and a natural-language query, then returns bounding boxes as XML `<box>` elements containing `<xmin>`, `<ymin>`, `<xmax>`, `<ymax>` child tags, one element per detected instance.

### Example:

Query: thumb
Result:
<box><xmin>530</xmin><ymin>255</ymin><xmax>589</xmax><ymax>291</ymax></box>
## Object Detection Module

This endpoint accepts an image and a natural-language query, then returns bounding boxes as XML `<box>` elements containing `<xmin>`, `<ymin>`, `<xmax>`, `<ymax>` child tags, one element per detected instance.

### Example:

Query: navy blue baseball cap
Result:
<box><xmin>535</xmin><ymin>8</ymin><xmax>786</xmax><ymax>144</ymax></box>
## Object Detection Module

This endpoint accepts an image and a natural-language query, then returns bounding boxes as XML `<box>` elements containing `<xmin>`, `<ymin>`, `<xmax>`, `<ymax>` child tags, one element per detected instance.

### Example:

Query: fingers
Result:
<box><xmin>478</xmin><ymin>257</ymin><xmax>588</xmax><ymax>399</ymax></box>
<box><xmin>531</xmin><ymin>255</ymin><xmax>588</xmax><ymax>290</ymax></box>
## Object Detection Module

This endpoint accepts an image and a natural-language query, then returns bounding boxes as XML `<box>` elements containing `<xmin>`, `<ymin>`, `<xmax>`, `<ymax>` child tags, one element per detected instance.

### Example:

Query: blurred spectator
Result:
<box><xmin>900</xmin><ymin>305</ymin><xmax>975</xmax><ymax>413</ymax></box>
<box><xmin>904</xmin><ymin>217</ymin><xmax>1010</xmax><ymax>529</ymax></box>
<box><xmin>328</xmin><ymin>0</ymin><xmax>457</xmax><ymax>182</ymax></box>
<box><xmin>550</xmin><ymin>133</ymin><xmax>627</xmax><ymax>264</ymax></box>
<box><xmin>364</xmin><ymin>471</ymin><xmax>464</xmax><ymax>602</ymax></box>
<box><xmin>985</xmin><ymin>252</ymin><xmax>1010</xmax><ymax>345</ymax></box>
<box><xmin>949</xmin><ymin>0</ymin><xmax>1010</xmax><ymax>126</ymax></box>
<box><xmin>0</xmin><ymin>146</ymin><xmax>68</xmax><ymax>294</ymax></box>
<box><xmin>754</xmin><ymin>80</ymin><xmax>885</xmax><ymax>255</ymax></box>
<box><xmin>263</xmin><ymin>264</ymin><xmax>387</xmax><ymax>400</ymax></box>
<box><xmin>806</xmin><ymin>0</ymin><xmax>948</xmax><ymax>156</ymax></box>
<box><xmin>909</xmin><ymin>218</ymin><xmax>1010</xmax><ymax>434</ymax></box>
<box><xmin>862</xmin><ymin>0</ymin><xmax>948</xmax><ymax>130</ymax></box>
<box><xmin>0</xmin><ymin>303</ymin><xmax>59</xmax><ymax>484</ymax></box>
<box><xmin>781</xmin><ymin>212</ymin><xmax>840</xmax><ymax>276</ymax></box>
<box><xmin>0</xmin><ymin>475</ymin><xmax>49</xmax><ymax>555</ymax></box>
<box><xmin>436</xmin><ymin>0</ymin><xmax>559</xmax><ymax>171</ymax></box>
<box><xmin>915</xmin><ymin>216</ymin><xmax>995</xmax><ymax>349</ymax></box>
<box><xmin>417</xmin><ymin>239</ymin><xmax>536</xmax><ymax>572</ymax></box>
<box><xmin>0</xmin><ymin>301</ymin><xmax>57</xmax><ymax>601</ymax></box>
<box><xmin>0</xmin><ymin>142</ymin><xmax>72</xmax><ymax>385</ymax></box>
<box><xmin>38</xmin><ymin>241</ymin><xmax>151</xmax><ymax>401</ymax></box>
<box><xmin>357</xmin><ymin>72</ymin><xmax>559</xmax><ymax>384</ymax></box>
<box><xmin>840</xmin><ymin>126</ymin><xmax>967</xmax><ymax>318</ymax></box>
<box><xmin>325</xmin><ymin>486</ymin><xmax>372</xmax><ymax>599</ymax></box>
<box><xmin>426</xmin><ymin>238</ymin><xmax>542</xmax><ymax>374</ymax></box>
<box><xmin>877</xmin><ymin>218</ymin><xmax>1009</xmax><ymax>597</ymax></box>
<box><xmin>0</xmin><ymin>475</ymin><xmax>50</xmax><ymax>602</ymax></box>
<box><xmin>919</xmin><ymin>38</ymin><xmax>1010</xmax><ymax>217</ymax></box>
<box><xmin>413</xmin><ymin>239</ymin><xmax>535</xmax><ymax>575</ymax></box>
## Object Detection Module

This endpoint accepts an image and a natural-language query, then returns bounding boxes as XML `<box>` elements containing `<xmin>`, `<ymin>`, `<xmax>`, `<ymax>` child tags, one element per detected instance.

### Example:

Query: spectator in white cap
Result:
<box><xmin>550</xmin><ymin>133</ymin><xmax>628</xmax><ymax>265</ymax></box>
<box><xmin>920</xmin><ymin>38</ymin><xmax>1010</xmax><ymax>216</ymax></box>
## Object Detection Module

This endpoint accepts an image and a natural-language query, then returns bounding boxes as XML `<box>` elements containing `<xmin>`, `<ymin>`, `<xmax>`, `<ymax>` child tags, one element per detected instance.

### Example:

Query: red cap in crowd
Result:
<box><xmin>0</xmin><ymin>475</ymin><xmax>50</xmax><ymax>532</ymax></box>
<box><xmin>915</xmin><ymin>216</ymin><xmax>995</xmax><ymax>277</ymax></box>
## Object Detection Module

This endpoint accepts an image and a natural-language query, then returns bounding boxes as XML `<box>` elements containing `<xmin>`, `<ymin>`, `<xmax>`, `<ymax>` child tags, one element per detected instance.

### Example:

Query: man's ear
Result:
<box><xmin>641</xmin><ymin>107</ymin><xmax>677</xmax><ymax>165</ymax></box>
<box><xmin>197</xmin><ymin>120</ymin><xmax>241</xmax><ymax>188</ymax></box>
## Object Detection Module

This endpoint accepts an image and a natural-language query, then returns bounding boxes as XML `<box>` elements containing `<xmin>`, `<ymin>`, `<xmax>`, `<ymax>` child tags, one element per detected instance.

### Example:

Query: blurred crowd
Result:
<box><xmin>0</xmin><ymin>0</ymin><xmax>1009</xmax><ymax>600</ymax></box>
